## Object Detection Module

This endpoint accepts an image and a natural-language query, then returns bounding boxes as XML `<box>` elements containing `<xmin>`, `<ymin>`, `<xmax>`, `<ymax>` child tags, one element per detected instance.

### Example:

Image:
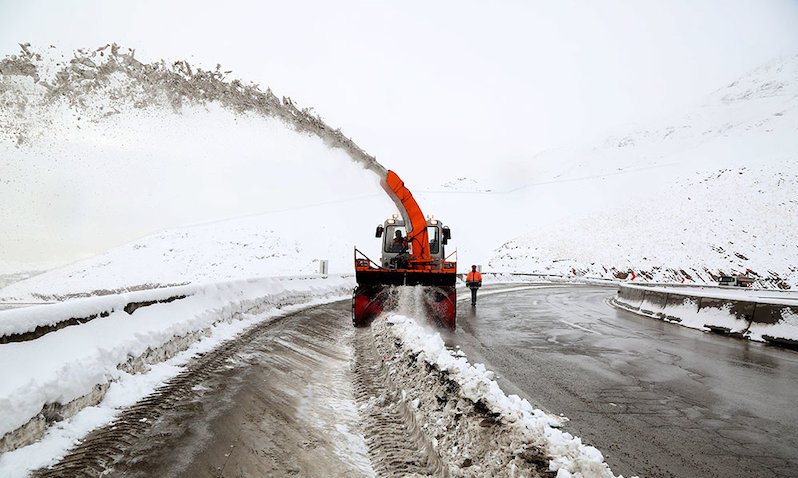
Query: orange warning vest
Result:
<box><xmin>466</xmin><ymin>271</ymin><xmax>482</xmax><ymax>282</ymax></box>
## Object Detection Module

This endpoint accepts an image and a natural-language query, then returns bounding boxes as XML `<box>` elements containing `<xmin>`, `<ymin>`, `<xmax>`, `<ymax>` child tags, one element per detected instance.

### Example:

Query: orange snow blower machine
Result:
<box><xmin>353</xmin><ymin>170</ymin><xmax>457</xmax><ymax>329</ymax></box>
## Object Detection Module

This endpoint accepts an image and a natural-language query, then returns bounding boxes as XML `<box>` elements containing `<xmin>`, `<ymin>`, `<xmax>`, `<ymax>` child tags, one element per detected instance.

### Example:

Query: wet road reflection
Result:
<box><xmin>451</xmin><ymin>285</ymin><xmax>798</xmax><ymax>478</ymax></box>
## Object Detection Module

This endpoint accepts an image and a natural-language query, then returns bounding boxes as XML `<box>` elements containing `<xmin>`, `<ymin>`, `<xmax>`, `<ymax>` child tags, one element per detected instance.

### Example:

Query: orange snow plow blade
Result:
<box><xmin>353</xmin><ymin>249</ymin><xmax>457</xmax><ymax>329</ymax></box>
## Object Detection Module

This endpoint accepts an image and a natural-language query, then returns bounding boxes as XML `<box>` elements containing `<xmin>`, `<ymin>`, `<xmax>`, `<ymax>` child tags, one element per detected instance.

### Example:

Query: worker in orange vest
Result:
<box><xmin>466</xmin><ymin>265</ymin><xmax>483</xmax><ymax>306</ymax></box>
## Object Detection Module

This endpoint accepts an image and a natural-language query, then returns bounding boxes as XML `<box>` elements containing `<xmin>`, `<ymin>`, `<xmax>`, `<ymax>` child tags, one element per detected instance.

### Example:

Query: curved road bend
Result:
<box><xmin>36</xmin><ymin>302</ymin><xmax>373</xmax><ymax>478</ymax></box>
<box><xmin>449</xmin><ymin>285</ymin><xmax>798</xmax><ymax>478</ymax></box>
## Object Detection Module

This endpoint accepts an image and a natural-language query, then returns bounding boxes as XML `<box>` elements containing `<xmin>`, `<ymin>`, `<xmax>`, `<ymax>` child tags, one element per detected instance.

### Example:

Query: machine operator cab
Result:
<box><xmin>374</xmin><ymin>214</ymin><xmax>451</xmax><ymax>270</ymax></box>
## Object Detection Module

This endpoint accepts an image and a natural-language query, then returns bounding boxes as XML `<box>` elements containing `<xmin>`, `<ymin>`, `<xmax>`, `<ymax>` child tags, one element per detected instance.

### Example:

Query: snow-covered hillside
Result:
<box><xmin>0</xmin><ymin>272</ymin><xmax>42</xmax><ymax>290</ymax></box>
<box><xmin>0</xmin><ymin>220</ymin><xmax>309</xmax><ymax>300</ymax></box>
<box><xmin>0</xmin><ymin>44</ymin><xmax>395</xmax><ymax>299</ymax></box>
<box><xmin>489</xmin><ymin>54</ymin><xmax>798</xmax><ymax>289</ymax></box>
<box><xmin>1</xmin><ymin>45</ymin><xmax>796</xmax><ymax>299</ymax></box>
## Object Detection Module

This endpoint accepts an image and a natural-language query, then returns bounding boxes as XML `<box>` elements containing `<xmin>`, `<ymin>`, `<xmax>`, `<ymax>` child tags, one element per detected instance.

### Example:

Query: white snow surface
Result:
<box><xmin>0</xmin><ymin>284</ymin><xmax>191</xmax><ymax>336</ymax></box>
<box><xmin>489</xmin><ymin>54</ymin><xmax>798</xmax><ymax>289</ymax></box>
<box><xmin>386</xmin><ymin>314</ymin><xmax>630</xmax><ymax>478</ymax></box>
<box><xmin>0</xmin><ymin>217</ymin><xmax>333</xmax><ymax>301</ymax></box>
<box><xmin>623</xmin><ymin>283</ymin><xmax>798</xmax><ymax>306</ymax></box>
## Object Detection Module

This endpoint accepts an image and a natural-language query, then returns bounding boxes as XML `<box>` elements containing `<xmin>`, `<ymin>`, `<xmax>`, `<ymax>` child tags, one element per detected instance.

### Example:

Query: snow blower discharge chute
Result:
<box><xmin>353</xmin><ymin>170</ymin><xmax>457</xmax><ymax>329</ymax></box>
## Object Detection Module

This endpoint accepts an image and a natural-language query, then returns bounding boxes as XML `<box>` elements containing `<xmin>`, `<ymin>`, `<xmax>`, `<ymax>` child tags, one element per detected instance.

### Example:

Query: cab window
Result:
<box><xmin>384</xmin><ymin>225</ymin><xmax>408</xmax><ymax>253</ymax></box>
<box><xmin>428</xmin><ymin>226</ymin><xmax>440</xmax><ymax>254</ymax></box>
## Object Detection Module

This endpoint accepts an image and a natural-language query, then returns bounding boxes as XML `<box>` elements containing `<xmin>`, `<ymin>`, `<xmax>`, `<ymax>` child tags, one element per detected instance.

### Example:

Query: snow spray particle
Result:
<box><xmin>395</xmin><ymin>286</ymin><xmax>428</xmax><ymax>321</ymax></box>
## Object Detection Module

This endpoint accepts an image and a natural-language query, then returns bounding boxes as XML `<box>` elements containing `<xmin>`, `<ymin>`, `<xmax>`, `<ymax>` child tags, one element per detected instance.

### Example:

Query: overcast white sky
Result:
<box><xmin>1</xmin><ymin>0</ymin><xmax>798</xmax><ymax>271</ymax></box>
<box><xmin>3</xmin><ymin>0</ymin><xmax>797</xmax><ymax>176</ymax></box>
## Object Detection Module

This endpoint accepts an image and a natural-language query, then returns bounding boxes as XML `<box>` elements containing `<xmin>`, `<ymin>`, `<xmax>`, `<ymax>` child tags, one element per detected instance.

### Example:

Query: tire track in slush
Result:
<box><xmin>32</xmin><ymin>304</ymin><xmax>341</xmax><ymax>478</ymax></box>
<box><xmin>352</xmin><ymin>326</ymin><xmax>448</xmax><ymax>478</ymax></box>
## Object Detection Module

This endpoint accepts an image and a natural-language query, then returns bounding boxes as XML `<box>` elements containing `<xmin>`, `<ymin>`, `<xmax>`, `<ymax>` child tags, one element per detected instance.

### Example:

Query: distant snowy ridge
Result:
<box><xmin>0</xmin><ymin>221</ymin><xmax>308</xmax><ymax>301</ymax></box>
<box><xmin>0</xmin><ymin>272</ymin><xmax>42</xmax><ymax>291</ymax></box>
<box><xmin>492</xmin><ymin>164</ymin><xmax>798</xmax><ymax>288</ymax></box>
<box><xmin>490</xmin><ymin>54</ymin><xmax>798</xmax><ymax>289</ymax></box>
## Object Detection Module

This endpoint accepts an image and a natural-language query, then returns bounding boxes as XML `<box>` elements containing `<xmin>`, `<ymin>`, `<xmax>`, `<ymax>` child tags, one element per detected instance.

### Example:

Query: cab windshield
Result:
<box><xmin>384</xmin><ymin>225</ymin><xmax>408</xmax><ymax>253</ymax></box>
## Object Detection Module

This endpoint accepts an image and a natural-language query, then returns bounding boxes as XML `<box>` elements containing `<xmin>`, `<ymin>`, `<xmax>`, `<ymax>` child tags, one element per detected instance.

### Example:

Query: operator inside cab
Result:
<box><xmin>466</xmin><ymin>265</ymin><xmax>482</xmax><ymax>306</ymax></box>
<box><xmin>391</xmin><ymin>230</ymin><xmax>408</xmax><ymax>253</ymax></box>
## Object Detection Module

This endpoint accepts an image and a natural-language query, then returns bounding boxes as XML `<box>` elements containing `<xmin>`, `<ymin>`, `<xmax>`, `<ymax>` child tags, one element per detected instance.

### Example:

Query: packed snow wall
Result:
<box><xmin>0</xmin><ymin>275</ymin><xmax>353</xmax><ymax>455</ymax></box>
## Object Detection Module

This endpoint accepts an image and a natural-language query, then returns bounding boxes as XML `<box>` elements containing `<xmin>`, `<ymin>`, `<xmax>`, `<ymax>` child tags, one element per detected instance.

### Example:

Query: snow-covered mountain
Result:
<box><xmin>489</xmin><ymin>54</ymin><xmax>798</xmax><ymax>288</ymax></box>
<box><xmin>1</xmin><ymin>45</ymin><xmax>796</xmax><ymax>299</ymax></box>
<box><xmin>0</xmin><ymin>220</ymin><xmax>310</xmax><ymax>300</ymax></box>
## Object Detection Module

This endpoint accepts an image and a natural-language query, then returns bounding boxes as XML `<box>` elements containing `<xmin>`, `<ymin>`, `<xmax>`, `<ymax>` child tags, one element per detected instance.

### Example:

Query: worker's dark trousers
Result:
<box><xmin>470</xmin><ymin>287</ymin><xmax>478</xmax><ymax>305</ymax></box>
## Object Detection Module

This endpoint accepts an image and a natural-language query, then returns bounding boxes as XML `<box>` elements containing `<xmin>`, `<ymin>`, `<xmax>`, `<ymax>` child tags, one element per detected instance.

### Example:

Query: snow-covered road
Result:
<box><xmin>19</xmin><ymin>284</ymin><xmax>798</xmax><ymax>477</ymax></box>
<box><xmin>24</xmin><ymin>286</ymin><xmax>612</xmax><ymax>478</ymax></box>
<box><xmin>449</xmin><ymin>285</ymin><xmax>798</xmax><ymax>478</ymax></box>
<box><xmin>32</xmin><ymin>301</ymin><xmax>375</xmax><ymax>478</ymax></box>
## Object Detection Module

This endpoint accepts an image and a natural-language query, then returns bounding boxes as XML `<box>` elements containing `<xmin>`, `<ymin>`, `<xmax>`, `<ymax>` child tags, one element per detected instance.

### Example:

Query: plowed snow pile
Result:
<box><xmin>370</xmin><ymin>313</ymin><xmax>630</xmax><ymax>478</ymax></box>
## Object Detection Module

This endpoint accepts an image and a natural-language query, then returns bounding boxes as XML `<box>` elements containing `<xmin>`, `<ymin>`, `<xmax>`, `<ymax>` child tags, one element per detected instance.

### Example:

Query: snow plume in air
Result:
<box><xmin>0</xmin><ymin>43</ymin><xmax>392</xmax><ymax>272</ymax></box>
<box><xmin>0</xmin><ymin>43</ymin><xmax>388</xmax><ymax>177</ymax></box>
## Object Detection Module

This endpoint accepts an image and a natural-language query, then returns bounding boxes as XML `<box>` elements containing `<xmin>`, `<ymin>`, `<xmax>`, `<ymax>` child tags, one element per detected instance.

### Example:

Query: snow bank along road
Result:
<box><xmin>612</xmin><ymin>283</ymin><xmax>798</xmax><ymax>347</ymax></box>
<box><xmin>451</xmin><ymin>285</ymin><xmax>798</xmax><ymax>478</ymax></box>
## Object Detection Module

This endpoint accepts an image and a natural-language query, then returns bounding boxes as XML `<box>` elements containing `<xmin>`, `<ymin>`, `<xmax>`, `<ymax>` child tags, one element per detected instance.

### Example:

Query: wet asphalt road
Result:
<box><xmin>451</xmin><ymin>285</ymin><xmax>798</xmax><ymax>478</ymax></box>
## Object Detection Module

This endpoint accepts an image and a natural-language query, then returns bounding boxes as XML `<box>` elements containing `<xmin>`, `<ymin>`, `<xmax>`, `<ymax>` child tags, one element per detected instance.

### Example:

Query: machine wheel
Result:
<box><xmin>352</xmin><ymin>285</ymin><xmax>385</xmax><ymax>327</ymax></box>
<box><xmin>424</xmin><ymin>286</ymin><xmax>456</xmax><ymax>330</ymax></box>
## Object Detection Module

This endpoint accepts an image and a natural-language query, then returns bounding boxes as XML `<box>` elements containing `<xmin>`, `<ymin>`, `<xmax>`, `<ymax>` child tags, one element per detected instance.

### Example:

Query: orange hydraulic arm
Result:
<box><xmin>381</xmin><ymin>170</ymin><xmax>431</xmax><ymax>265</ymax></box>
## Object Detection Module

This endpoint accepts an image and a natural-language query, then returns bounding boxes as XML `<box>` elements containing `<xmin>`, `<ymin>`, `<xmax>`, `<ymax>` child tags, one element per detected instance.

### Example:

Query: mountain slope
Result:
<box><xmin>0</xmin><ymin>44</ymin><xmax>394</xmax><ymax>284</ymax></box>
<box><xmin>1</xmin><ymin>46</ymin><xmax>796</xmax><ymax>299</ymax></box>
<box><xmin>489</xmin><ymin>54</ymin><xmax>798</xmax><ymax>288</ymax></box>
